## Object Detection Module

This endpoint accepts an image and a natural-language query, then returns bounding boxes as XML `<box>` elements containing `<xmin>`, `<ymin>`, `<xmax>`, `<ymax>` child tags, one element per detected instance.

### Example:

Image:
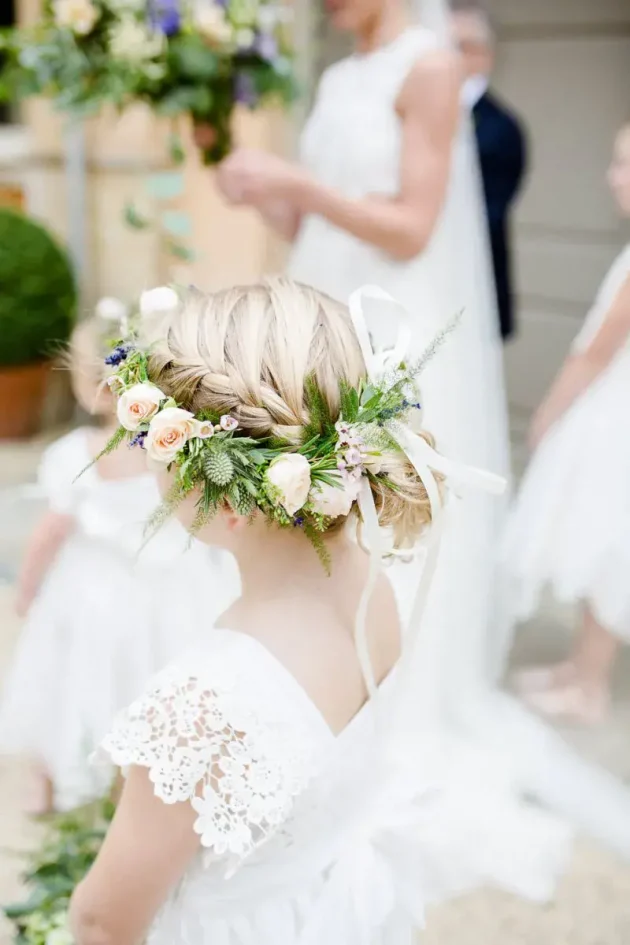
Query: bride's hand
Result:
<box><xmin>217</xmin><ymin>149</ymin><xmax>310</xmax><ymax>207</ymax></box>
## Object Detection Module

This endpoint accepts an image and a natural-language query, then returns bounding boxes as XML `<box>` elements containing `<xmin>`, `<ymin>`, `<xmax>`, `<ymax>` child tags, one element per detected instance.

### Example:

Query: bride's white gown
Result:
<box><xmin>288</xmin><ymin>26</ymin><xmax>630</xmax><ymax>884</ymax></box>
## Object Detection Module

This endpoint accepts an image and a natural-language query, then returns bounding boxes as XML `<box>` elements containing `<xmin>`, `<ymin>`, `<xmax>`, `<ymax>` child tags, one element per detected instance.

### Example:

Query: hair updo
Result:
<box><xmin>144</xmin><ymin>278</ymin><xmax>436</xmax><ymax>548</ymax></box>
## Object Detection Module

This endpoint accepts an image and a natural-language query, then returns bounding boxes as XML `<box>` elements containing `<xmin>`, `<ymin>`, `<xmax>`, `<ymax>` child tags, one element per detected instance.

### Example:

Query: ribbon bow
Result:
<box><xmin>347</xmin><ymin>285</ymin><xmax>507</xmax><ymax>700</ymax></box>
<box><xmin>297</xmin><ymin>743</ymin><xmax>438</xmax><ymax>945</ymax></box>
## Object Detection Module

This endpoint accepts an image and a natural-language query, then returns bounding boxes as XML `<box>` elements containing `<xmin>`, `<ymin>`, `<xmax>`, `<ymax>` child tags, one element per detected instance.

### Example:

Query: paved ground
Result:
<box><xmin>1</xmin><ymin>431</ymin><xmax>629</xmax><ymax>944</ymax></box>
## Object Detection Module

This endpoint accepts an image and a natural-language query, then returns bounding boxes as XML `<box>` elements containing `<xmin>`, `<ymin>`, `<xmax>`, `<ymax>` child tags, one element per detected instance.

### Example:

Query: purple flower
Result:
<box><xmin>345</xmin><ymin>447</ymin><xmax>362</xmax><ymax>467</ymax></box>
<box><xmin>104</xmin><ymin>344</ymin><xmax>132</xmax><ymax>367</ymax></box>
<box><xmin>293</xmin><ymin>516</ymin><xmax>305</xmax><ymax>527</ymax></box>
<box><xmin>254</xmin><ymin>31</ymin><xmax>278</xmax><ymax>62</ymax></box>
<box><xmin>234</xmin><ymin>72</ymin><xmax>258</xmax><ymax>108</ymax></box>
<box><xmin>129</xmin><ymin>431</ymin><xmax>147</xmax><ymax>449</ymax></box>
<box><xmin>149</xmin><ymin>0</ymin><xmax>181</xmax><ymax>36</ymax></box>
<box><xmin>220</xmin><ymin>414</ymin><xmax>239</xmax><ymax>432</ymax></box>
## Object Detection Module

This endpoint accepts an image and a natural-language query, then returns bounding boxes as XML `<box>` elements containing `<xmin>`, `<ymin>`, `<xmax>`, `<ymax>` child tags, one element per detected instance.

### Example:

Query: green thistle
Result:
<box><xmin>232</xmin><ymin>482</ymin><xmax>257</xmax><ymax>517</ymax></box>
<box><xmin>203</xmin><ymin>451</ymin><xmax>235</xmax><ymax>487</ymax></box>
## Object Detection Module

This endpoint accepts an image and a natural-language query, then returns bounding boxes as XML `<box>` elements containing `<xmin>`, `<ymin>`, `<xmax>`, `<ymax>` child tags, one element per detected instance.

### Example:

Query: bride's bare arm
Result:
<box><xmin>217</xmin><ymin>50</ymin><xmax>459</xmax><ymax>259</ymax></box>
<box><xmin>297</xmin><ymin>51</ymin><xmax>460</xmax><ymax>259</ymax></box>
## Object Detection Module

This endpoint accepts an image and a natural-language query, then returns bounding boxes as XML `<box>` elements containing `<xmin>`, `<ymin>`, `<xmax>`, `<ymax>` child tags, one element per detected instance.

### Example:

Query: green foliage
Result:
<box><xmin>3</xmin><ymin>795</ymin><xmax>114</xmax><ymax>944</ymax></box>
<box><xmin>0</xmin><ymin>2</ymin><xmax>297</xmax><ymax>166</ymax></box>
<box><xmin>203</xmin><ymin>450</ymin><xmax>235</xmax><ymax>487</ymax></box>
<box><xmin>0</xmin><ymin>209</ymin><xmax>77</xmax><ymax>368</ymax></box>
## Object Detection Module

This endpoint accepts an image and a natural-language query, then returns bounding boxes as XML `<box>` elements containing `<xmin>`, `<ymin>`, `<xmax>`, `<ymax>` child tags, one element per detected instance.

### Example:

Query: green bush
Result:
<box><xmin>0</xmin><ymin>209</ymin><xmax>77</xmax><ymax>368</ymax></box>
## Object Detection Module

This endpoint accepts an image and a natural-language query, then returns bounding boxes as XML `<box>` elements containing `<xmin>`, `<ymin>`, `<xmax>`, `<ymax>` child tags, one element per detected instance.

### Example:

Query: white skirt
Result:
<box><xmin>502</xmin><ymin>351</ymin><xmax>630</xmax><ymax>640</ymax></box>
<box><xmin>0</xmin><ymin>535</ymin><xmax>239</xmax><ymax>809</ymax></box>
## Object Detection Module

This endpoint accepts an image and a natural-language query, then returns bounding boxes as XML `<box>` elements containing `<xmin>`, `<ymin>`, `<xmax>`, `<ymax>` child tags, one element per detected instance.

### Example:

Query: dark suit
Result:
<box><xmin>473</xmin><ymin>91</ymin><xmax>527</xmax><ymax>340</ymax></box>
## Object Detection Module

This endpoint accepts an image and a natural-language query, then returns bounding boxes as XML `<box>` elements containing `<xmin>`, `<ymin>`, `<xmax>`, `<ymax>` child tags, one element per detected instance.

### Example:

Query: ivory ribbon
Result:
<box><xmin>347</xmin><ymin>286</ymin><xmax>506</xmax><ymax>702</ymax></box>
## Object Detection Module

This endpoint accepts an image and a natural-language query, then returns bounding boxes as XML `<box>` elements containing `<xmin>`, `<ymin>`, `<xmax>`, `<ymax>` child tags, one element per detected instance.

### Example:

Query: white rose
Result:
<box><xmin>139</xmin><ymin>286</ymin><xmax>179</xmax><ymax>318</ymax></box>
<box><xmin>110</xmin><ymin>18</ymin><xmax>165</xmax><ymax>60</ymax></box>
<box><xmin>53</xmin><ymin>0</ymin><xmax>98</xmax><ymax>34</ymax></box>
<box><xmin>309</xmin><ymin>473</ymin><xmax>359</xmax><ymax>519</ymax></box>
<box><xmin>266</xmin><ymin>453</ymin><xmax>311</xmax><ymax>516</ymax></box>
<box><xmin>145</xmin><ymin>407</ymin><xmax>197</xmax><ymax>464</ymax></box>
<box><xmin>193</xmin><ymin>3</ymin><xmax>233</xmax><ymax>44</ymax></box>
<box><xmin>95</xmin><ymin>296</ymin><xmax>128</xmax><ymax>324</ymax></box>
<box><xmin>117</xmin><ymin>383</ymin><xmax>164</xmax><ymax>431</ymax></box>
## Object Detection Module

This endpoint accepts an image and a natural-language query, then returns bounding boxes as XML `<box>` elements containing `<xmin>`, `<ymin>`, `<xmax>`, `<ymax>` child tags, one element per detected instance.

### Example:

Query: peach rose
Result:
<box><xmin>265</xmin><ymin>453</ymin><xmax>311</xmax><ymax>516</ymax></box>
<box><xmin>145</xmin><ymin>407</ymin><xmax>197</xmax><ymax>464</ymax></box>
<box><xmin>116</xmin><ymin>383</ymin><xmax>164</xmax><ymax>431</ymax></box>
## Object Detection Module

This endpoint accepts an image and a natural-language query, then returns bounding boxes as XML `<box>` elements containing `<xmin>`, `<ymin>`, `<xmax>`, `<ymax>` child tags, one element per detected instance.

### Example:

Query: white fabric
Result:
<box><xmin>503</xmin><ymin>245</ymin><xmax>630</xmax><ymax>638</ymax></box>
<box><xmin>287</xmin><ymin>26</ymin><xmax>573</xmax><ymax>897</ymax></box>
<box><xmin>286</xmin><ymin>19</ymin><xmax>630</xmax><ymax>882</ymax></box>
<box><xmin>97</xmin><ymin>630</ymin><xmax>572</xmax><ymax>945</ymax></box>
<box><xmin>0</xmin><ymin>428</ymin><xmax>240</xmax><ymax>810</ymax></box>
<box><xmin>462</xmin><ymin>75</ymin><xmax>489</xmax><ymax>109</ymax></box>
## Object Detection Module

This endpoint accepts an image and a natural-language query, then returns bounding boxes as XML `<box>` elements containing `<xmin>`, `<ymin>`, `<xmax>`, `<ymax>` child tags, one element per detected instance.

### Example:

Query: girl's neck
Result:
<box><xmin>230</xmin><ymin>523</ymin><xmax>353</xmax><ymax>603</ymax></box>
<box><xmin>355</xmin><ymin>2</ymin><xmax>410</xmax><ymax>54</ymax></box>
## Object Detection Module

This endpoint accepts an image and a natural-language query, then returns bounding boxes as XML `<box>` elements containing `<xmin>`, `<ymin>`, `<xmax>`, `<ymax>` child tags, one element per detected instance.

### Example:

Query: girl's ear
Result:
<box><xmin>224</xmin><ymin>508</ymin><xmax>248</xmax><ymax>532</ymax></box>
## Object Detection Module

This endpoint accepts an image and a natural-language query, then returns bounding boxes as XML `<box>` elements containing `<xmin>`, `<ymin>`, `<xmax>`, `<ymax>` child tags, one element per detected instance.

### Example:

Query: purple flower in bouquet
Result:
<box><xmin>234</xmin><ymin>72</ymin><xmax>258</xmax><ymax>108</ymax></box>
<box><xmin>254</xmin><ymin>31</ymin><xmax>278</xmax><ymax>62</ymax></box>
<box><xmin>149</xmin><ymin>0</ymin><xmax>181</xmax><ymax>37</ymax></box>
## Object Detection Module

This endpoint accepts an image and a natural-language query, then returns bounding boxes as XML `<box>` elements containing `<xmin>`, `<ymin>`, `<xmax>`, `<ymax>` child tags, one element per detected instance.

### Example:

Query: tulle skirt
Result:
<box><xmin>502</xmin><ymin>351</ymin><xmax>630</xmax><ymax>640</ymax></box>
<box><xmin>0</xmin><ymin>535</ymin><xmax>240</xmax><ymax>809</ymax></box>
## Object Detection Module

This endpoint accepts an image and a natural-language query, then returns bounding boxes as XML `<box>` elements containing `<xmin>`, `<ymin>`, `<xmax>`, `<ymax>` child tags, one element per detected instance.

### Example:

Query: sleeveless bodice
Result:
<box><xmin>572</xmin><ymin>244</ymin><xmax>630</xmax><ymax>353</ymax></box>
<box><xmin>288</xmin><ymin>27</ymin><xmax>451</xmax><ymax>346</ymax></box>
<box><xmin>299</xmin><ymin>28</ymin><xmax>438</xmax><ymax>197</ymax></box>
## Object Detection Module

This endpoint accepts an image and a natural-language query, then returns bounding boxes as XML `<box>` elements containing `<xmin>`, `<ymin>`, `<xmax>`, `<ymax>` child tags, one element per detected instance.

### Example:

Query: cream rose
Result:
<box><xmin>53</xmin><ymin>0</ymin><xmax>98</xmax><ymax>34</ymax></box>
<box><xmin>265</xmin><ymin>453</ymin><xmax>311</xmax><ymax>516</ymax></box>
<box><xmin>95</xmin><ymin>296</ymin><xmax>128</xmax><ymax>324</ymax></box>
<box><xmin>145</xmin><ymin>407</ymin><xmax>197</xmax><ymax>464</ymax></box>
<box><xmin>309</xmin><ymin>473</ymin><xmax>359</xmax><ymax>519</ymax></box>
<box><xmin>139</xmin><ymin>286</ymin><xmax>179</xmax><ymax>318</ymax></box>
<box><xmin>116</xmin><ymin>383</ymin><xmax>164</xmax><ymax>431</ymax></box>
<box><xmin>193</xmin><ymin>3</ymin><xmax>233</xmax><ymax>44</ymax></box>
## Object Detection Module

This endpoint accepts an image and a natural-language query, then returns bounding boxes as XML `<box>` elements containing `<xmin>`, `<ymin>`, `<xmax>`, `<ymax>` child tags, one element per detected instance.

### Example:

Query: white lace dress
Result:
<box><xmin>97</xmin><ymin>628</ymin><xmax>570</xmax><ymax>944</ymax></box>
<box><xmin>0</xmin><ymin>428</ymin><xmax>240</xmax><ymax>809</ymax></box>
<box><xmin>502</xmin><ymin>245</ymin><xmax>630</xmax><ymax>638</ymax></box>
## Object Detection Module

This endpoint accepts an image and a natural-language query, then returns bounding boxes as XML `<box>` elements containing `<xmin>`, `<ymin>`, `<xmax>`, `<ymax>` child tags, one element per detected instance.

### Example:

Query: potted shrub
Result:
<box><xmin>0</xmin><ymin>209</ymin><xmax>77</xmax><ymax>439</ymax></box>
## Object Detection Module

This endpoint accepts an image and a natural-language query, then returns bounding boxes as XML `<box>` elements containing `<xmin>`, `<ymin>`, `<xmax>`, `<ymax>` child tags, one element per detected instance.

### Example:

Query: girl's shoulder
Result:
<box><xmin>96</xmin><ymin>628</ymin><xmax>332</xmax><ymax>863</ymax></box>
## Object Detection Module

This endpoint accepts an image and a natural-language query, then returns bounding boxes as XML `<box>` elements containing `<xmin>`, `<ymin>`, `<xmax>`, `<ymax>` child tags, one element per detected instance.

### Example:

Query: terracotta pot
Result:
<box><xmin>0</xmin><ymin>361</ymin><xmax>51</xmax><ymax>440</ymax></box>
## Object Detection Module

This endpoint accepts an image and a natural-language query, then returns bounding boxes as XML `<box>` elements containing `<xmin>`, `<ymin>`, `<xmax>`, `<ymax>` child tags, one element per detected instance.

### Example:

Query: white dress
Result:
<box><xmin>503</xmin><ymin>245</ymin><xmax>630</xmax><ymax>638</ymax></box>
<box><xmin>96</xmin><ymin>629</ymin><xmax>568</xmax><ymax>944</ymax></box>
<box><xmin>289</xmin><ymin>28</ymin><xmax>511</xmax><ymax>710</ymax></box>
<box><xmin>0</xmin><ymin>428</ymin><xmax>240</xmax><ymax>810</ymax></box>
<box><xmin>286</xmin><ymin>28</ymin><xmax>630</xmax><ymax>878</ymax></box>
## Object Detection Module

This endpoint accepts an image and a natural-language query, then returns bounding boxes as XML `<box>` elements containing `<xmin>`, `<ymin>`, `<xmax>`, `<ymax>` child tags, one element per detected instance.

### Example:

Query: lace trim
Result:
<box><xmin>100</xmin><ymin>665</ymin><xmax>317</xmax><ymax>859</ymax></box>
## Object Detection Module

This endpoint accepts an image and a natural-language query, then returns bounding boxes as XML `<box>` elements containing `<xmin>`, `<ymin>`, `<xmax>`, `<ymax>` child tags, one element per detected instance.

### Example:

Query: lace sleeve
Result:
<box><xmin>98</xmin><ymin>661</ymin><xmax>320</xmax><ymax>859</ymax></box>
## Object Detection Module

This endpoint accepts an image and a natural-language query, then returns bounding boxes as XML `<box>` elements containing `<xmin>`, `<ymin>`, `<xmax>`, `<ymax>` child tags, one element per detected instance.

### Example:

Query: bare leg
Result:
<box><xmin>572</xmin><ymin>605</ymin><xmax>619</xmax><ymax>700</ymax></box>
<box><xmin>515</xmin><ymin>605</ymin><xmax>619</xmax><ymax>724</ymax></box>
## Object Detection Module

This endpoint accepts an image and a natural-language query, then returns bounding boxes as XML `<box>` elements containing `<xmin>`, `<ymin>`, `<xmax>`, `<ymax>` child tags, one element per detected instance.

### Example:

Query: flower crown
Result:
<box><xmin>97</xmin><ymin>285</ymin><xmax>457</xmax><ymax>566</ymax></box>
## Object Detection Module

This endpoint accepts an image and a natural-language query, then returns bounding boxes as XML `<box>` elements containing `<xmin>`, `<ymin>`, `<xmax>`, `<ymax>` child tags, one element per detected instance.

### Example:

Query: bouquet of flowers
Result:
<box><xmin>0</xmin><ymin>0</ymin><xmax>295</xmax><ymax>164</ymax></box>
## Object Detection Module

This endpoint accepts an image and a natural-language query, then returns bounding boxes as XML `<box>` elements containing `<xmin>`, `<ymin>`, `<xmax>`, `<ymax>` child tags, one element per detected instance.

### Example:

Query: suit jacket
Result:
<box><xmin>473</xmin><ymin>91</ymin><xmax>527</xmax><ymax>340</ymax></box>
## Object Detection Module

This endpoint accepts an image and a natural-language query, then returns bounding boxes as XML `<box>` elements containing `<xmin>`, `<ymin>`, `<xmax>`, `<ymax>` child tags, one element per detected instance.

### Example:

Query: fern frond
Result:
<box><xmin>74</xmin><ymin>426</ymin><xmax>128</xmax><ymax>481</ymax></box>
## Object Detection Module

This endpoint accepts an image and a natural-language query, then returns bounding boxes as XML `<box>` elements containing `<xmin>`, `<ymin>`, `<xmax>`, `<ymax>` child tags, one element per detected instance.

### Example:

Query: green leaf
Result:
<box><xmin>168</xmin><ymin>131</ymin><xmax>186</xmax><ymax>166</ymax></box>
<box><xmin>145</xmin><ymin>171</ymin><xmax>184</xmax><ymax>200</ymax></box>
<box><xmin>124</xmin><ymin>202</ymin><xmax>151</xmax><ymax>230</ymax></box>
<box><xmin>165</xmin><ymin>240</ymin><xmax>196</xmax><ymax>262</ymax></box>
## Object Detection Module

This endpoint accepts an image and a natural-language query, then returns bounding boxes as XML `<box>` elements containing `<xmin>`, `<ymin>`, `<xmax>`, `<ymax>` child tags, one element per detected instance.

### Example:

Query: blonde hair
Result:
<box><xmin>145</xmin><ymin>278</ymin><xmax>436</xmax><ymax>548</ymax></box>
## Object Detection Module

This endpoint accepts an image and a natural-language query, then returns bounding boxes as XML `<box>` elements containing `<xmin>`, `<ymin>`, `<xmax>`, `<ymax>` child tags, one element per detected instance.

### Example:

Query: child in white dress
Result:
<box><xmin>0</xmin><ymin>311</ymin><xmax>238</xmax><ymax>812</ymax></box>
<box><xmin>502</xmin><ymin>123</ymin><xmax>630</xmax><ymax>723</ymax></box>
<box><xmin>62</xmin><ymin>279</ymin><xmax>569</xmax><ymax>945</ymax></box>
